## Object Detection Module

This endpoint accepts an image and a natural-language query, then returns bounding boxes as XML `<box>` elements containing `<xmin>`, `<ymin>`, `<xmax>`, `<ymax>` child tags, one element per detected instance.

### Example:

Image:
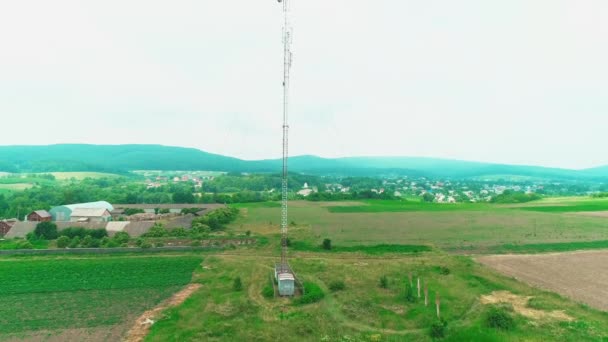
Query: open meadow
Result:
<box><xmin>235</xmin><ymin>199</ymin><xmax>608</xmax><ymax>254</ymax></box>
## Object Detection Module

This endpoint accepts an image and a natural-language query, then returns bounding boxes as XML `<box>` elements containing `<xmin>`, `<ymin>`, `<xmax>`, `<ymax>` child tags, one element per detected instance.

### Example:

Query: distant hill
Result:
<box><xmin>0</xmin><ymin>144</ymin><xmax>606</xmax><ymax>180</ymax></box>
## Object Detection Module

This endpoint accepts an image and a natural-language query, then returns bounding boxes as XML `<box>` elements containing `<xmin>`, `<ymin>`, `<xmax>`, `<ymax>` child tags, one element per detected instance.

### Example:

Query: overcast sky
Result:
<box><xmin>0</xmin><ymin>1</ymin><xmax>607</xmax><ymax>169</ymax></box>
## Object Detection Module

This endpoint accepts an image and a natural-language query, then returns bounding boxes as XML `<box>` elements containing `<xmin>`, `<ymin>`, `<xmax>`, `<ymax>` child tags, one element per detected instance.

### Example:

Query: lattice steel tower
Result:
<box><xmin>278</xmin><ymin>0</ymin><xmax>293</xmax><ymax>274</ymax></box>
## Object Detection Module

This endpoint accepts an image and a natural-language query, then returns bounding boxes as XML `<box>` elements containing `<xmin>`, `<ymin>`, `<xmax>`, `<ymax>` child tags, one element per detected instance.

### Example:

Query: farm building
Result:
<box><xmin>70</xmin><ymin>208</ymin><xmax>112</xmax><ymax>222</ymax></box>
<box><xmin>27</xmin><ymin>210</ymin><xmax>52</xmax><ymax>222</ymax></box>
<box><xmin>49</xmin><ymin>201</ymin><xmax>114</xmax><ymax>222</ymax></box>
<box><xmin>0</xmin><ymin>219</ymin><xmax>18</xmax><ymax>237</ymax></box>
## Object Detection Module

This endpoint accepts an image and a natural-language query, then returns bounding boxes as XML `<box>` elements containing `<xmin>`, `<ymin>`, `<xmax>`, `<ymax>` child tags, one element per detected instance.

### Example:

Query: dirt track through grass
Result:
<box><xmin>478</xmin><ymin>250</ymin><xmax>608</xmax><ymax>311</ymax></box>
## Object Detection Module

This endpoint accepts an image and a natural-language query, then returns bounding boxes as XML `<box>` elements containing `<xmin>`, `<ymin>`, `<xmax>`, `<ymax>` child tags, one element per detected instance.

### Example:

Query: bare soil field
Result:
<box><xmin>568</xmin><ymin>211</ymin><xmax>608</xmax><ymax>218</ymax></box>
<box><xmin>478</xmin><ymin>250</ymin><xmax>608</xmax><ymax>311</ymax></box>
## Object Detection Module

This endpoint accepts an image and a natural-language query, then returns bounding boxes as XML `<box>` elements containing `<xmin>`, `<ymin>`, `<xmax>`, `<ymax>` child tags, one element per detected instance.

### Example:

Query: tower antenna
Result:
<box><xmin>275</xmin><ymin>0</ymin><xmax>296</xmax><ymax>297</ymax></box>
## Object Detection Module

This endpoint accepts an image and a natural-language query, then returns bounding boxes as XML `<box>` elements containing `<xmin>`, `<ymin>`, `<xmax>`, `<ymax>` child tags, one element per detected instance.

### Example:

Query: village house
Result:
<box><xmin>26</xmin><ymin>210</ymin><xmax>52</xmax><ymax>222</ymax></box>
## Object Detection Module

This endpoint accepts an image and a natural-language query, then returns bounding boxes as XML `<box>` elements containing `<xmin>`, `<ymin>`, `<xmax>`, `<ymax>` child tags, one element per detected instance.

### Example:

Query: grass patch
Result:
<box><xmin>290</xmin><ymin>241</ymin><xmax>431</xmax><ymax>254</ymax></box>
<box><xmin>491</xmin><ymin>240</ymin><xmax>608</xmax><ymax>254</ymax></box>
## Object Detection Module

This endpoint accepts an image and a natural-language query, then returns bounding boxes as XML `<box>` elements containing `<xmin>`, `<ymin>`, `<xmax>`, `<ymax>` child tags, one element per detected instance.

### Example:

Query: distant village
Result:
<box><xmin>0</xmin><ymin>200</ymin><xmax>216</xmax><ymax>239</ymax></box>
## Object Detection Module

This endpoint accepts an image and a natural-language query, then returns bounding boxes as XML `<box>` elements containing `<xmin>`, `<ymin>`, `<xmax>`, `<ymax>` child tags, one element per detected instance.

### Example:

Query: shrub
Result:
<box><xmin>88</xmin><ymin>238</ymin><xmax>101</xmax><ymax>248</ymax></box>
<box><xmin>141</xmin><ymin>241</ymin><xmax>153</xmax><ymax>249</ymax></box>
<box><xmin>245</xmin><ymin>230</ymin><xmax>251</xmax><ymax>237</ymax></box>
<box><xmin>429</xmin><ymin>320</ymin><xmax>447</xmax><ymax>339</ymax></box>
<box><xmin>322</xmin><ymin>238</ymin><xmax>332</xmax><ymax>250</ymax></box>
<box><xmin>379</xmin><ymin>276</ymin><xmax>389</xmax><ymax>289</ymax></box>
<box><xmin>60</xmin><ymin>227</ymin><xmax>87</xmax><ymax>239</ymax></box>
<box><xmin>159</xmin><ymin>208</ymin><xmax>170</xmax><ymax>214</ymax></box>
<box><xmin>262</xmin><ymin>284</ymin><xmax>275</xmax><ymax>299</ymax></box>
<box><xmin>143</xmin><ymin>224</ymin><xmax>168</xmax><ymax>238</ymax></box>
<box><xmin>294</xmin><ymin>282</ymin><xmax>325</xmax><ymax>305</ymax></box>
<box><xmin>17</xmin><ymin>240</ymin><xmax>34</xmax><ymax>249</ymax></box>
<box><xmin>113</xmin><ymin>231</ymin><xmax>130</xmax><ymax>244</ymax></box>
<box><xmin>105</xmin><ymin>240</ymin><xmax>120</xmax><ymax>248</ymax></box>
<box><xmin>56</xmin><ymin>236</ymin><xmax>71</xmax><ymax>248</ymax></box>
<box><xmin>155</xmin><ymin>242</ymin><xmax>165</xmax><ymax>248</ymax></box>
<box><xmin>124</xmin><ymin>208</ymin><xmax>145</xmax><ymax>216</ymax></box>
<box><xmin>329</xmin><ymin>280</ymin><xmax>345</xmax><ymax>292</ymax></box>
<box><xmin>233</xmin><ymin>276</ymin><xmax>243</xmax><ymax>291</ymax></box>
<box><xmin>135</xmin><ymin>238</ymin><xmax>144</xmax><ymax>247</ymax></box>
<box><xmin>89</xmin><ymin>229</ymin><xmax>108</xmax><ymax>239</ymax></box>
<box><xmin>169</xmin><ymin>227</ymin><xmax>188</xmax><ymax>237</ymax></box>
<box><xmin>485</xmin><ymin>306</ymin><xmax>515</xmax><ymax>330</ymax></box>
<box><xmin>69</xmin><ymin>236</ymin><xmax>81</xmax><ymax>248</ymax></box>
<box><xmin>191</xmin><ymin>240</ymin><xmax>202</xmax><ymax>247</ymax></box>
<box><xmin>82</xmin><ymin>235</ymin><xmax>93</xmax><ymax>248</ymax></box>
<box><xmin>34</xmin><ymin>222</ymin><xmax>58</xmax><ymax>240</ymax></box>
<box><xmin>436</xmin><ymin>266</ymin><xmax>451</xmax><ymax>275</ymax></box>
<box><xmin>405</xmin><ymin>283</ymin><xmax>416</xmax><ymax>303</ymax></box>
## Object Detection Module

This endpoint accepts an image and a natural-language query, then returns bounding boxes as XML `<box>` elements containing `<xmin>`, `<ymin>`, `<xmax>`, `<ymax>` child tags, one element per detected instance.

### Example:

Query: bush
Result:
<box><xmin>82</xmin><ymin>235</ymin><xmax>93</xmax><ymax>247</ymax></box>
<box><xmin>233</xmin><ymin>276</ymin><xmax>243</xmax><ymax>291</ymax></box>
<box><xmin>105</xmin><ymin>240</ymin><xmax>120</xmax><ymax>248</ymax></box>
<box><xmin>159</xmin><ymin>208</ymin><xmax>170</xmax><ymax>214</ymax></box>
<box><xmin>485</xmin><ymin>306</ymin><xmax>515</xmax><ymax>330</ymax></box>
<box><xmin>294</xmin><ymin>282</ymin><xmax>325</xmax><ymax>305</ymax></box>
<box><xmin>60</xmin><ymin>227</ymin><xmax>87</xmax><ymax>239</ymax></box>
<box><xmin>88</xmin><ymin>238</ymin><xmax>101</xmax><ymax>248</ymax></box>
<box><xmin>379</xmin><ymin>276</ymin><xmax>389</xmax><ymax>289</ymax></box>
<box><xmin>329</xmin><ymin>280</ymin><xmax>345</xmax><ymax>292</ymax></box>
<box><xmin>141</xmin><ymin>241</ymin><xmax>153</xmax><ymax>249</ymax></box>
<box><xmin>405</xmin><ymin>283</ymin><xmax>416</xmax><ymax>303</ymax></box>
<box><xmin>56</xmin><ymin>236</ymin><xmax>70</xmax><ymax>248</ymax></box>
<box><xmin>191</xmin><ymin>240</ymin><xmax>202</xmax><ymax>247</ymax></box>
<box><xmin>169</xmin><ymin>227</ymin><xmax>188</xmax><ymax>237</ymax></box>
<box><xmin>124</xmin><ymin>208</ymin><xmax>145</xmax><ymax>216</ymax></box>
<box><xmin>135</xmin><ymin>238</ymin><xmax>144</xmax><ymax>247</ymax></box>
<box><xmin>69</xmin><ymin>236</ymin><xmax>81</xmax><ymax>248</ymax></box>
<box><xmin>34</xmin><ymin>222</ymin><xmax>58</xmax><ymax>240</ymax></box>
<box><xmin>113</xmin><ymin>231</ymin><xmax>130</xmax><ymax>244</ymax></box>
<box><xmin>155</xmin><ymin>242</ymin><xmax>165</xmax><ymax>248</ymax></box>
<box><xmin>262</xmin><ymin>283</ymin><xmax>275</xmax><ymax>299</ymax></box>
<box><xmin>429</xmin><ymin>320</ymin><xmax>447</xmax><ymax>339</ymax></box>
<box><xmin>89</xmin><ymin>229</ymin><xmax>108</xmax><ymax>239</ymax></box>
<box><xmin>143</xmin><ymin>224</ymin><xmax>168</xmax><ymax>238</ymax></box>
<box><xmin>17</xmin><ymin>240</ymin><xmax>34</xmax><ymax>249</ymax></box>
<box><xmin>322</xmin><ymin>238</ymin><xmax>332</xmax><ymax>250</ymax></box>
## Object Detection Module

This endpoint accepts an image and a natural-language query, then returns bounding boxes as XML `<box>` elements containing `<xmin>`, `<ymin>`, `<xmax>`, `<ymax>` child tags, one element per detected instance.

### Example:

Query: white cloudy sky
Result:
<box><xmin>0</xmin><ymin>1</ymin><xmax>607</xmax><ymax>169</ymax></box>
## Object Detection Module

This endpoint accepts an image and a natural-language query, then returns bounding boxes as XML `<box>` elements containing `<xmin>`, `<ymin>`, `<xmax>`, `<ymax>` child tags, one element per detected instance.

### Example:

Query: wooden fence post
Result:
<box><xmin>435</xmin><ymin>292</ymin><xmax>441</xmax><ymax>319</ymax></box>
<box><xmin>417</xmin><ymin>277</ymin><xmax>421</xmax><ymax>298</ymax></box>
<box><xmin>424</xmin><ymin>285</ymin><xmax>429</xmax><ymax>306</ymax></box>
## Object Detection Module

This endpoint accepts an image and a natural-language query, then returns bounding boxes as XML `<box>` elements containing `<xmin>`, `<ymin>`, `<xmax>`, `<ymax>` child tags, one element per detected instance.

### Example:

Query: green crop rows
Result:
<box><xmin>0</xmin><ymin>256</ymin><xmax>201</xmax><ymax>334</ymax></box>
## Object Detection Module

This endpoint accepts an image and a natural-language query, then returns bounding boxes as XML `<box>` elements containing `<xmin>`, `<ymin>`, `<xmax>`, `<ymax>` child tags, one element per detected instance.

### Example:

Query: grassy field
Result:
<box><xmin>0</xmin><ymin>255</ymin><xmax>201</xmax><ymax>340</ymax></box>
<box><xmin>146</xmin><ymin>252</ymin><xmax>608</xmax><ymax>341</ymax></box>
<box><xmin>0</xmin><ymin>183</ymin><xmax>33</xmax><ymax>191</ymax></box>
<box><xmin>49</xmin><ymin>172</ymin><xmax>121</xmax><ymax>180</ymax></box>
<box><xmin>235</xmin><ymin>200</ymin><xmax>608</xmax><ymax>253</ymax></box>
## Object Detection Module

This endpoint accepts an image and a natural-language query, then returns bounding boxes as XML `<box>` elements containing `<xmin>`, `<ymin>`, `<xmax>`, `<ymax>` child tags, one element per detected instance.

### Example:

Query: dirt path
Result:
<box><xmin>122</xmin><ymin>283</ymin><xmax>202</xmax><ymax>342</ymax></box>
<box><xmin>478</xmin><ymin>250</ymin><xmax>608</xmax><ymax>311</ymax></box>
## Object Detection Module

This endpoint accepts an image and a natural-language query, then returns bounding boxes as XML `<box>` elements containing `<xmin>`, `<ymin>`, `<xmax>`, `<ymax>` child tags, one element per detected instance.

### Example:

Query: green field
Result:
<box><xmin>236</xmin><ymin>200</ymin><xmax>608</xmax><ymax>253</ymax></box>
<box><xmin>146</xmin><ymin>253</ymin><xmax>608</xmax><ymax>341</ymax></box>
<box><xmin>49</xmin><ymin>172</ymin><xmax>121</xmax><ymax>180</ymax></box>
<box><xmin>0</xmin><ymin>255</ymin><xmax>201</xmax><ymax>340</ymax></box>
<box><xmin>0</xmin><ymin>183</ymin><xmax>33</xmax><ymax>191</ymax></box>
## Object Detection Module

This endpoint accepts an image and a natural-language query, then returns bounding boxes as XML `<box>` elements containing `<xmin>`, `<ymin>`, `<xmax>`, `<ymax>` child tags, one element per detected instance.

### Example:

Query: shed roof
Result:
<box><xmin>70</xmin><ymin>208</ymin><xmax>111</xmax><ymax>217</ymax></box>
<box><xmin>63</xmin><ymin>201</ymin><xmax>114</xmax><ymax>211</ymax></box>
<box><xmin>278</xmin><ymin>273</ymin><xmax>295</xmax><ymax>281</ymax></box>
<box><xmin>31</xmin><ymin>210</ymin><xmax>51</xmax><ymax>218</ymax></box>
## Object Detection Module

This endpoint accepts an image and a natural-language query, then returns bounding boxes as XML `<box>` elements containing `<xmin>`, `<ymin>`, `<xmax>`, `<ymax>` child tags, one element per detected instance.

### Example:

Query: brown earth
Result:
<box><xmin>568</xmin><ymin>211</ymin><xmax>608</xmax><ymax>218</ymax></box>
<box><xmin>478</xmin><ymin>250</ymin><xmax>608</xmax><ymax>311</ymax></box>
<box><xmin>122</xmin><ymin>283</ymin><xmax>202</xmax><ymax>342</ymax></box>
